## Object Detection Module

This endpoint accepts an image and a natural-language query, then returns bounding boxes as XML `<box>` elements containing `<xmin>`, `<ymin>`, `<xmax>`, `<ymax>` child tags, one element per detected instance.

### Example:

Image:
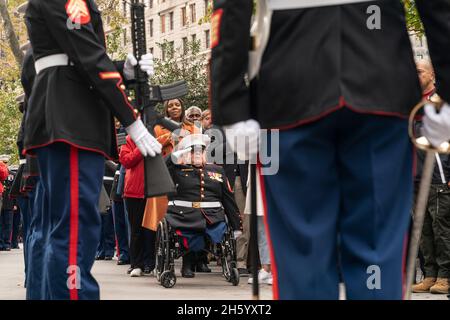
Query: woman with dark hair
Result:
<box><xmin>154</xmin><ymin>98</ymin><xmax>196</xmax><ymax>156</ymax></box>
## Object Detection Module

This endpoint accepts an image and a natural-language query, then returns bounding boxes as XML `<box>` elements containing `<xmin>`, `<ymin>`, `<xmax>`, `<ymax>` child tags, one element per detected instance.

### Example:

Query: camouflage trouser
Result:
<box><xmin>419</xmin><ymin>185</ymin><xmax>450</xmax><ymax>279</ymax></box>
<box><xmin>234</xmin><ymin>177</ymin><xmax>250</xmax><ymax>269</ymax></box>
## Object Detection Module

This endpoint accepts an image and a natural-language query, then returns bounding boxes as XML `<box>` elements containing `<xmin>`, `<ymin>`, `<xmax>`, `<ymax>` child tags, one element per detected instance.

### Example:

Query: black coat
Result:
<box><xmin>2</xmin><ymin>172</ymin><xmax>17</xmax><ymax>211</ymax></box>
<box><xmin>11</xmin><ymin>48</ymin><xmax>39</xmax><ymax>198</ymax></box>
<box><xmin>103</xmin><ymin>160</ymin><xmax>118</xmax><ymax>196</ymax></box>
<box><xmin>24</xmin><ymin>0</ymin><xmax>137</xmax><ymax>159</ymax></box>
<box><xmin>211</xmin><ymin>0</ymin><xmax>450</xmax><ymax>129</ymax></box>
<box><xmin>165</xmin><ymin>161</ymin><xmax>241</xmax><ymax>232</ymax></box>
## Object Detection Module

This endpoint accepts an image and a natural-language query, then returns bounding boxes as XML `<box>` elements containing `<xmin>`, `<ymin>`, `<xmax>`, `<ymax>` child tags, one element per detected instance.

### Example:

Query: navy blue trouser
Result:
<box><xmin>96</xmin><ymin>208</ymin><xmax>115</xmax><ymax>258</ymax></box>
<box><xmin>261</xmin><ymin>108</ymin><xmax>412</xmax><ymax>300</ymax></box>
<box><xmin>11</xmin><ymin>208</ymin><xmax>22</xmax><ymax>248</ymax></box>
<box><xmin>176</xmin><ymin>222</ymin><xmax>227</xmax><ymax>252</ymax></box>
<box><xmin>0</xmin><ymin>209</ymin><xmax>13</xmax><ymax>249</ymax></box>
<box><xmin>112</xmin><ymin>200</ymin><xmax>130</xmax><ymax>261</ymax></box>
<box><xmin>29</xmin><ymin>143</ymin><xmax>104</xmax><ymax>300</ymax></box>
<box><xmin>18</xmin><ymin>195</ymin><xmax>31</xmax><ymax>283</ymax></box>
<box><xmin>26</xmin><ymin>179</ymin><xmax>48</xmax><ymax>299</ymax></box>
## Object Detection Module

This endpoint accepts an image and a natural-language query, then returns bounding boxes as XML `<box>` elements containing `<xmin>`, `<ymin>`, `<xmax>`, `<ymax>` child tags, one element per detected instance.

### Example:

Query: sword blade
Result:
<box><xmin>405</xmin><ymin>151</ymin><xmax>435</xmax><ymax>299</ymax></box>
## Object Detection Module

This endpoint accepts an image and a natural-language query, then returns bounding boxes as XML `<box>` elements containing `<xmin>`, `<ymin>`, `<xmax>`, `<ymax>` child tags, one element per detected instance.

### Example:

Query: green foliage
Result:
<box><xmin>152</xmin><ymin>39</ymin><xmax>209</xmax><ymax>112</ymax></box>
<box><xmin>98</xmin><ymin>0</ymin><xmax>128</xmax><ymax>60</ymax></box>
<box><xmin>403</xmin><ymin>0</ymin><xmax>424</xmax><ymax>36</ymax></box>
<box><xmin>0</xmin><ymin>79</ymin><xmax>22</xmax><ymax>164</ymax></box>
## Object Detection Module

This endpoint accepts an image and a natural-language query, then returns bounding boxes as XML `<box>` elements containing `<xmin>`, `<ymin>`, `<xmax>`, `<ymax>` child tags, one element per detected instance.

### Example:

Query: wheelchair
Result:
<box><xmin>155</xmin><ymin>217</ymin><xmax>240</xmax><ymax>288</ymax></box>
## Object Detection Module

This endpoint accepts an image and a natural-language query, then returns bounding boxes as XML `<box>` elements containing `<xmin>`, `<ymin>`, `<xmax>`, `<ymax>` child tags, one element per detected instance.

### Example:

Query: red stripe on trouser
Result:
<box><xmin>401</xmin><ymin>234</ymin><xmax>408</xmax><ymax>300</ymax></box>
<box><xmin>69</xmin><ymin>147</ymin><xmax>79</xmax><ymax>300</ymax></box>
<box><xmin>257</xmin><ymin>160</ymin><xmax>279</xmax><ymax>300</ymax></box>
<box><xmin>176</xmin><ymin>230</ymin><xmax>189</xmax><ymax>249</ymax></box>
<box><xmin>115</xmin><ymin>237</ymin><xmax>120</xmax><ymax>258</ymax></box>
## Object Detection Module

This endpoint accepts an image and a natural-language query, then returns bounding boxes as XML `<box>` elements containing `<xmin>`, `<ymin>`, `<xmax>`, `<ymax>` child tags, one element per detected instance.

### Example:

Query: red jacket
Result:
<box><xmin>119</xmin><ymin>136</ymin><xmax>144</xmax><ymax>199</ymax></box>
<box><xmin>0</xmin><ymin>162</ymin><xmax>8</xmax><ymax>194</ymax></box>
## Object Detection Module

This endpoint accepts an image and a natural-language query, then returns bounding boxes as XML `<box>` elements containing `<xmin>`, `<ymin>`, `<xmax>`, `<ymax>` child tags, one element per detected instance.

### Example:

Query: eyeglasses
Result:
<box><xmin>188</xmin><ymin>114</ymin><xmax>201</xmax><ymax>119</ymax></box>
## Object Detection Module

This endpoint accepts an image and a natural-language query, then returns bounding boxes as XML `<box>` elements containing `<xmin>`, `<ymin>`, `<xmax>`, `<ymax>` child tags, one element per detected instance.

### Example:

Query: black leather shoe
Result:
<box><xmin>95</xmin><ymin>255</ymin><xmax>105</xmax><ymax>260</ymax></box>
<box><xmin>181</xmin><ymin>267</ymin><xmax>195</xmax><ymax>278</ymax></box>
<box><xmin>104</xmin><ymin>256</ymin><xmax>113</xmax><ymax>261</ymax></box>
<box><xmin>196</xmin><ymin>263</ymin><xmax>212</xmax><ymax>273</ymax></box>
<box><xmin>238</xmin><ymin>268</ymin><xmax>249</xmax><ymax>277</ymax></box>
<box><xmin>117</xmin><ymin>259</ymin><xmax>130</xmax><ymax>265</ymax></box>
<box><xmin>181</xmin><ymin>252</ymin><xmax>195</xmax><ymax>278</ymax></box>
<box><xmin>143</xmin><ymin>266</ymin><xmax>155</xmax><ymax>274</ymax></box>
<box><xmin>127</xmin><ymin>267</ymin><xmax>133</xmax><ymax>274</ymax></box>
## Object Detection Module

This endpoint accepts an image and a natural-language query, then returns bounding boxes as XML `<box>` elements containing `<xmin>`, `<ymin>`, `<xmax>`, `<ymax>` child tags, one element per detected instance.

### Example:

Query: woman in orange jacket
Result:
<box><xmin>154</xmin><ymin>98</ymin><xmax>198</xmax><ymax>157</ymax></box>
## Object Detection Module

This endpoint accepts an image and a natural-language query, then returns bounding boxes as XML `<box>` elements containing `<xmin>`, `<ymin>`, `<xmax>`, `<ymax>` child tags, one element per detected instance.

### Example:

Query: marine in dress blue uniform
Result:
<box><xmin>211</xmin><ymin>0</ymin><xmax>450</xmax><ymax>299</ymax></box>
<box><xmin>23</xmin><ymin>0</ymin><xmax>157</xmax><ymax>300</ymax></box>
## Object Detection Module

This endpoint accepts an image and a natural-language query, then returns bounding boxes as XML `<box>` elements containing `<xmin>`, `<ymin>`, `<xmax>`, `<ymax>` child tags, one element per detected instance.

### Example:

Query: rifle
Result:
<box><xmin>130</xmin><ymin>0</ymin><xmax>188</xmax><ymax>198</ymax></box>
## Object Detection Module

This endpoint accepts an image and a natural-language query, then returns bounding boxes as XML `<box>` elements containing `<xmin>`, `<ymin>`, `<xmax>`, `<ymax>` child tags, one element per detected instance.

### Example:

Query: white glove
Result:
<box><xmin>123</xmin><ymin>53</ymin><xmax>155</xmax><ymax>80</ymax></box>
<box><xmin>171</xmin><ymin>147</ymin><xmax>192</xmax><ymax>163</ymax></box>
<box><xmin>233</xmin><ymin>230</ymin><xmax>242</xmax><ymax>239</ymax></box>
<box><xmin>223</xmin><ymin>119</ymin><xmax>260</xmax><ymax>161</ymax></box>
<box><xmin>423</xmin><ymin>103</ymin><xmax>450</xmax><ymax>147</ymax></box>
<box><xmin>126</xmin><ymin>119</ymin><xmax>162</xmax><ymax>157</ymax></box>
<box><xmin>138</xmin><ymin>53</ymin><xmax>155</xmax><ymax>77</ymax></box>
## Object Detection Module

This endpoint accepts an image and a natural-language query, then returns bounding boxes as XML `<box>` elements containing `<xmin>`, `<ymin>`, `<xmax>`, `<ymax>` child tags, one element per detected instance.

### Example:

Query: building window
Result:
<box><xmin>162</xmin><ymin>42</ymin><xmax>174</xmax><ymax>61</ymax></box>
<box><xmin>149</xmin><ymin>19</ymin><xmax>154</xmax><ymax>37</ymax></box>
<box><xmin>204</xmin><ymin>0</ymin><xmax>209</xmax><ymax>15</ymax></box>
<box><xmin>169</xmin><ymin>11</ymin><xmax>174</xmax><ymax>31</ymax></box>
<box><xmin>418</xmin><ymin>37</ymin><xmax>423</xmax><ymax>47</ymax></box>
<box><xmin>123</xmin><ymin>29</ymin><xmax>127</xmax><ymax>45</ymax></box>
<box><xmin>149</xmin><ymin>47</ymin><xmax>154</xmax><ymax>55</ymax></box>
<box><xmin>182</xmin><ymin>37</ymin><xmax>188</xmax><ymax>55</ymax></box>
<box><xmin>205</xmin><ymin>30</ymin><xmax>210</xmax><ymax>49</ymax></box>
<box><xmin>149</xmin><ymin>0</ymin><xmax>153</xmax><ymax>8</ymax></box>
<box><xmin>191</xmin><ymin>34</ymin><xmax>196</xmax><ymax>44</ymax></box>
<box><xmin>181</xmin><ymin>7</ymin><xmax>187</xmax><ymax>26</ymax></box>
<box><xmin>190</xmin><ymin>3</ymin><xmax>196</xmax><ymax>23</ymax></box>
<box><xmin>161</xmin><ymin>14</ymin><xmax>165</xmax><ymax>33</ymax></box>
<box><xmin>122</xmin><ymin>0</ymin><xmax>127</xmax><ymax>17</ymax></box>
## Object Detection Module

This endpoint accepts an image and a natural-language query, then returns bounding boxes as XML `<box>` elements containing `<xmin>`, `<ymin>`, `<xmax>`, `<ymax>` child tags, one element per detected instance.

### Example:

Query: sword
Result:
<box><xmin>405</xmin><ymin>98</ymin><xmax>448</xmax><ymax>299</ymax></box>
<box><xmin>250</xmin><ymin>163</ymin><xmax>259</xmax><ymax>300</ymax></box>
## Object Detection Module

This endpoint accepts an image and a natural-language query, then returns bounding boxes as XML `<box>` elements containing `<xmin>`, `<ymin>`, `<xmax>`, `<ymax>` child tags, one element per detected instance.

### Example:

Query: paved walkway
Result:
<box><xmin>0</xmin><ymin>247</ymin><xmax>272</xmax><ymax>300</ymax></box>
<box><xmin>0</xmin><ymin>247</ymin><xmax>447</xmax><ymax>300</ymax></box>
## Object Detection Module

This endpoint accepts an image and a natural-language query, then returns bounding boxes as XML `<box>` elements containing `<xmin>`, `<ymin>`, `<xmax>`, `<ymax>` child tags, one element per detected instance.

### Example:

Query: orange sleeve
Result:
<box><xmin>155</xmin><ymin>125</ymin><xmax>173</xmax><ymax>147</ymax></box>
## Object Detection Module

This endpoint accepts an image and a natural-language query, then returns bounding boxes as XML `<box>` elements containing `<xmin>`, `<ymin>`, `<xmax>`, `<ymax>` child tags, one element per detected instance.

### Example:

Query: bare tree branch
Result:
<box><xmin>0</xmin><ymin>0</ymin><xmax>24</xmax><ymax>66</ymax></box>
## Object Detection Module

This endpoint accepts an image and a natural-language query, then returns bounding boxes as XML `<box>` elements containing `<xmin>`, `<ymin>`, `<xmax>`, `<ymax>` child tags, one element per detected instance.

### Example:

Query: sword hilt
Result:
<box><xmin>408</xmin><ymin>96</ymin><xmax>450</xmax><ymax>154</ymax></box>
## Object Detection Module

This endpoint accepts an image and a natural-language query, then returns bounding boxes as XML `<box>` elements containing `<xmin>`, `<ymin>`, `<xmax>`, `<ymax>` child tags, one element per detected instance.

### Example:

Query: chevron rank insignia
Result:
<box><xmin>65</xmin><ymin>0</ymin><xmax>91</xmax><ymax>25</ymax></box>
<box><xmin>210</xmin><ymin>8</ymin><xmax>223</xmax><ymax>49</ymax></box>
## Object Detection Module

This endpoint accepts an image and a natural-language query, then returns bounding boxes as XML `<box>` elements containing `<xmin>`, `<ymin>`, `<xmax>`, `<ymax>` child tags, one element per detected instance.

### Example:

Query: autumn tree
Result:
<box><xmin>0</xmin><ymin>0</ymin><xmax>126</xmax><ymax>164</ymax></box>
<box><xmin>152</xmin><ymin>39</ymin><xmax>209</xmax><ymax>111</ymax></box>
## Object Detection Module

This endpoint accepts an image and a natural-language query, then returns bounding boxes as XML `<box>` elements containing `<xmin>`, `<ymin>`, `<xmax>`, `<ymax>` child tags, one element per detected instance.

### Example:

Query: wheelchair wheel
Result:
<box><xmin>230</xmin><ymin>268</ymin><xmax>240</xmax><ymax>286</ymax></box>
<box><xmin>156</xmin><ymin>219</ymin><xmax>170</xmax><ymax>282</ymax></box>
<box><xmin>220</xmin><ymin>242</ymin><xmax>232</xmax><ymax>282</ymax></box>
<box><xmin>160</xmin><ymin>271</ymin><xmax>177</xmax><ymax>288</ymax></box>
